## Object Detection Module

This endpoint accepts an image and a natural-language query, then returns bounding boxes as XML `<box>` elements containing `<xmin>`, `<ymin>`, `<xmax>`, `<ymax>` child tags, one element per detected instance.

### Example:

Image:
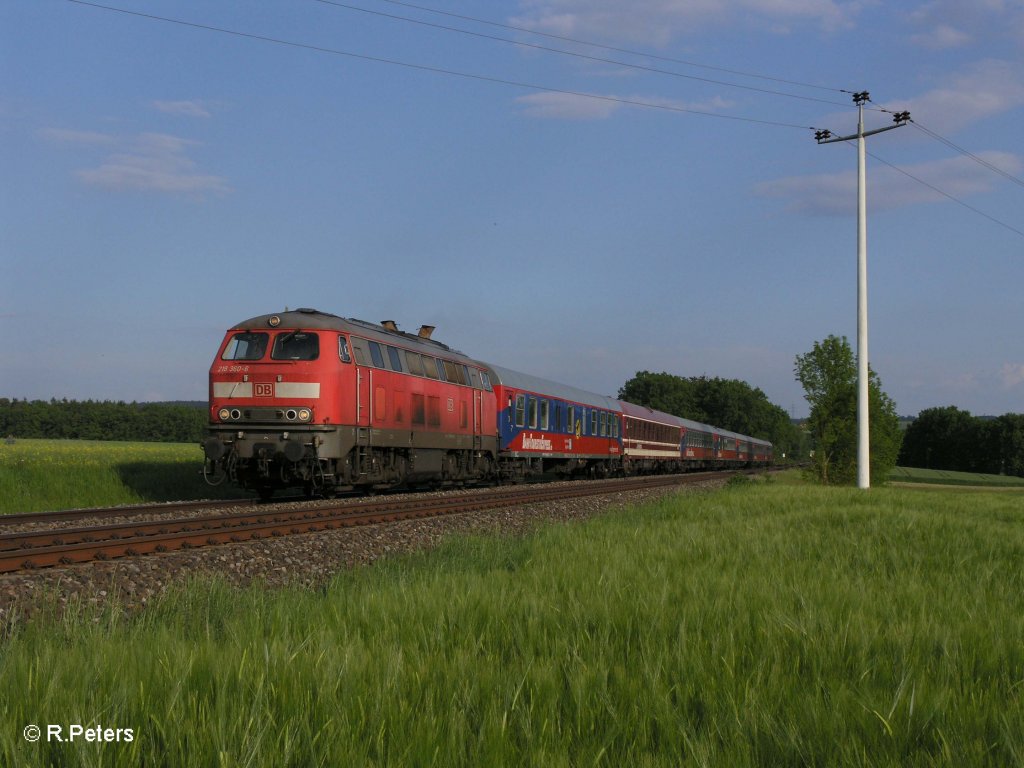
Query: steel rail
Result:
<box><xmin>0</xmin><ymin>471</ymin><xmax>738</xmax><ymax>573</ymax></box>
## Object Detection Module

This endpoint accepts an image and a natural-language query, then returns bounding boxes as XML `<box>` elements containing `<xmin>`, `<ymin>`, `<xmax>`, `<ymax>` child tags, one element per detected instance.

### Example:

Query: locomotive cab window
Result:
<box><xmin>338</xmin><ymin>336</ymin><xmax>351</xmax><ymax>363</ymax></box>
<box><xmin>271</xmin><ymin>331</ymin><xmax>319</xmax><ymax>361</ymax></box>
<box><xmin>222</xmin><ymin>332</ymin><xmax>268</xmax><ymax>361</ymax></box>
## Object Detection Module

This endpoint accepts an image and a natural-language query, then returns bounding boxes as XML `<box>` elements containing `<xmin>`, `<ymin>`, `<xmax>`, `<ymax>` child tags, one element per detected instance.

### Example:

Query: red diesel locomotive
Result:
<box><xmin>202</xmin><ymin>308</ymin><xmax>772</xmax><ymax>496</ymax></box>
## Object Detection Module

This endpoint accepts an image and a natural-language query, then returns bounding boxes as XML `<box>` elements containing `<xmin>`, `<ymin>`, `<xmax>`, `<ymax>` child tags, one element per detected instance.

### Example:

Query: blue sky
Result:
<box><xmin>2</xmin><ymin>0</ymin><xmax>1022</xmax><ymax>418</ymax></box>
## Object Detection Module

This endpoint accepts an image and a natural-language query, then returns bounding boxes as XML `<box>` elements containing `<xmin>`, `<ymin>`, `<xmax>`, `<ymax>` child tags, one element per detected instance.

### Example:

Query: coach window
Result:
<box><xmin>514</xmin><ymin>395</ymin><xmax>526</xmax><ymax>427</ymax></box>
<box><xmin>386</xmin><ymin>345</ymin><xmax>403</xmax><ymax>372</ymax></box>
<box><xmin>540</xmin><ymin>400</ymin><xmax>549</xmax><ymax>430</ymax></box>
<box><xmin>222</xmin><ymin>332</ymin><xmax>268</xmax><ymax>361</ymax></box>
<box><xmin>338</xmin><ymin>336</ymin><xmax>351</xmax><ymax>363</ymax></box>
<box><xmin>406</xmin><ymin>352</ymin><xmax>424</xmax><ymax>377</ymax></box>
<box><xmin>527</xmin><ymin>398</ymin><xmax>538</xmax><ymax>429</ymax></box>
<box><xmin>590</xmin><ymin>410</ymin><xmax>598</xmax><ymax>437</ymax></box>
<box><xmin>599</xmin><ymin>412</ymin><xmax>607</xmax><ymax>437</ymax></box>
<box><xmin>368</xmin><ymin>341</ymin><xmax>386</xmax><ymax>368</ymax></box>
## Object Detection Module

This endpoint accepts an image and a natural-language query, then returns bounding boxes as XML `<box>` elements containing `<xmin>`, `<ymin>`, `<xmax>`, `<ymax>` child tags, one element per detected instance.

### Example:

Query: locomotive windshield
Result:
<box><xmin>272</xmin><ymin>331</ymin><xmax>319</xmax><ymax>361</ymax></box>
<box><xmin>221</xmin><ymin>332</ymin><xmax>268</xmax><ymax>361</ymax></box>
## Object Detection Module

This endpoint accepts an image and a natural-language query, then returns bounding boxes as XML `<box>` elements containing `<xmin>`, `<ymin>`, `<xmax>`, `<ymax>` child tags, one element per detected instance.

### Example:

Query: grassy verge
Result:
<box><xmin>0</xmin><ymin>439</ymin><xmax>240</xmax><ymax>513</ymax></box>
<box><xmin>888</xmin><ymin>465</ymin><xmax>1024</xmax><ymax>488</ymax></box>
<box><xmin>2</xmin><ymin>482</ymin><xmax>1022</xmax><ymax>766</ymax></box>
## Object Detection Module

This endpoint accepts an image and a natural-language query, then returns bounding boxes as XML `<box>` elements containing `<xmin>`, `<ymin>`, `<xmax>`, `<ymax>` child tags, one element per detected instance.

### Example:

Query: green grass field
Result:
<box><xmin>888</xmin><ymin>465</ymin><xmax>1024</xmax><ymax>488</ymax></box>
<box><xmin>2</xmin><ymin>478</ymin><xmax>1022</xmax><ymax>767</ymax></box>
<box><xmin>0</xmin><ymin>439</ymin><xmax>240</xmax><ymax>513</ymax></box>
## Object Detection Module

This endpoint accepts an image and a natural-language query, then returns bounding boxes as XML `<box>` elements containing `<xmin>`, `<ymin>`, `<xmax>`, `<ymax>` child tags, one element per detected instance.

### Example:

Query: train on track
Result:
<box><xmin>202</xmin><ymin>308</ymin><xmax>773</xmax><ymax>497</ymax></box>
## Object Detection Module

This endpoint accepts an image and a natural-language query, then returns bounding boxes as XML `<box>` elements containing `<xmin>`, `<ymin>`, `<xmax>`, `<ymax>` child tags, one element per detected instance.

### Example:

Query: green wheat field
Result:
<box><xmin>1</xmin><ymin>443</ymin><xmax>1022</xmax><ymax>766</ymax></box>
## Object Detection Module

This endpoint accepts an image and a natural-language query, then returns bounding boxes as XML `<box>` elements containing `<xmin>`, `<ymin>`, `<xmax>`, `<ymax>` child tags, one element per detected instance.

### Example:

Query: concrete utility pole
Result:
<box><xmin>815</xmin><ymin>92</ymin><xmax>910</xmax><ymax>490</ymax></box>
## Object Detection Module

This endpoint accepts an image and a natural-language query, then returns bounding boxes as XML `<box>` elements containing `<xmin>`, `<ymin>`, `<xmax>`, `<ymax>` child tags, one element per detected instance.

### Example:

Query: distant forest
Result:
<box><xmin>0</xmin><ymin>399</ymin><xmax>207</xmax><ymax>443</ymax></box>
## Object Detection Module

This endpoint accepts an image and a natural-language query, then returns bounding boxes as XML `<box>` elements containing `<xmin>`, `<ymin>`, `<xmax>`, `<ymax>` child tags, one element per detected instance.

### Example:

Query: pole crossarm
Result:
<box><xmin>815</xmin><ymin>110</ymin><xmax>911</xmax><ymax>143</ymax></box>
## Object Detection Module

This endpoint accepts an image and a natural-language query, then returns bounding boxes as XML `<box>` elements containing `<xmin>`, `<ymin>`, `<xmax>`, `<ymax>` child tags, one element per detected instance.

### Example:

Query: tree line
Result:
<box><xmin>792</xmin><ymin>335</ymin><xmax>1024</xmax><ymax>483</ymax></box>
<box><xmin>617</xmin><ymin>371</ymin><xmax>802</xmax><ymax>459</ymax></box>
<box><xmin>899</xmin><ymin>406</ymin><xmax>1024</xmax><ymax>477</ymax></box>
<box><xmin>0</xmin><ymin>399</ymin><xmax>207</xmax><ymax>443</ymax></box>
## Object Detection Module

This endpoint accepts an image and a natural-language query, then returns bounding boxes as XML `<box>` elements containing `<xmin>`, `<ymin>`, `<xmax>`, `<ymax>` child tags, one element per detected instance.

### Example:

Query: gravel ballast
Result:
<box><xmin>0</xmin><ymin>479</ymin><xmax>727</xmax><ymax>627</ymax></box>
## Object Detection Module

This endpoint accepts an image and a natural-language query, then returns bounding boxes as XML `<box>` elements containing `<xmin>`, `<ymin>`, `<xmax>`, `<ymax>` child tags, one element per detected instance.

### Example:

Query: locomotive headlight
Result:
<box><xmin>218</xmin><ymin>408</ymin><xmax>231</xmax><ymax>421</ymax></box>
<box><xmin>297</xmin><ymin>408</ymin><xmax>312</xmax><ymax>422</ymax></box>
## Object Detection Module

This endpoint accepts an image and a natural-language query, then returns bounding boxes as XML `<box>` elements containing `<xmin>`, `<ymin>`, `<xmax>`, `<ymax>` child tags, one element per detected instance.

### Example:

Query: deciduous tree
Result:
<box><xmin>794</xmin><ymin>335</ymin><xmax>901</xmax><ymax>485</ymax></box>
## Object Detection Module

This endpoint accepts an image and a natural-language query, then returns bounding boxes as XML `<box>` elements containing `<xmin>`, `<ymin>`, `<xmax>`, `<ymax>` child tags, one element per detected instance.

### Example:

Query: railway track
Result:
<box><xmin>0</xmin><ymin>472</ymin><xmax>737</xmax><ymax>574</ymax></box>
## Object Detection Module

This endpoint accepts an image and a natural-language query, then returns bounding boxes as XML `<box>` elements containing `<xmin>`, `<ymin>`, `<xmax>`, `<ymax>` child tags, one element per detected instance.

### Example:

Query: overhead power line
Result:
<box><xmin>63</xmin><ymin>0</ymin><xmax>1023</xmax><ymax>239</ymax></box>
<box><xmin>911</xmin><ymin>122</ymin><xmax>1024</xmax><ymax>189</ymax></box>
<box><xmin>866</xmin><ymin>148</ymin><xmax>1024</xmax><ymax>239</ymax></box>
<box><xmin>370</xmin><ymin>0</ymin><xmax>853</xmax><ymax>95</ymax></box>
<box><xmin>312</xmin><ymin>0</ymin><xmax>855</xmax><ymax>109</ymax></box>
<box><xmin>63</xmin><ymin>0</ymin><xmax>815</xmax><ymax>130</ymax></box>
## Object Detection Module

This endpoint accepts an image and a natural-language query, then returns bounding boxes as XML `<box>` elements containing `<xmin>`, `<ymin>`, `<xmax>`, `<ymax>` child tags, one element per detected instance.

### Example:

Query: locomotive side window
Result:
<box><xmin>351</xmin><ymin>338</ymin><xmax>369</xmax><ymax>365</ymax></box>
<box><xmin>368</xmin><ymin>342</ymin><xmax>386</xmax><ymax>368</ymax></box>
<box><xmin>479</xmin><ymin>371</ymin><xmax>493</xmax><ymax>392</ymax></box>
<box><xmin>386</xmin><ymin>346</ymin><xmax>403</xmax><ymax>372</ymax></box>
<box><xmin>271</xmin><ymin>331</ymin><xmax>319</xmax><ymax>361</ymax></box>
<box><xmin>406</xmin><ymin>352</ymin><xmax>425</xmax><ymax>377</ymax></box>
<box><xmin>468</xmin><ymin>369</ymin><xmax>481</xmax><ymax>389</ymax></box>
<box><xmin>422</xmin><ymin>356</ymin><xmax>439</xmax><ymax>379</ymax></box>
<box><xmin>338</xmin><ymin>336</ymin><xmax>351</xmax><ymax>363</ymax></box>
<box><xmin>443</xmin><ymin>360</ymin><xmax>460</xmax><ymax>383</ymax></box>
<box><xmin>435</xmin><ymin>359</ymin><xmax>448</xmax><ymax>381</ymax></box>
<box><xmin>222</xmin><ymin>332</ymin><xmax>268</xmax><ymax>361</ymax></box>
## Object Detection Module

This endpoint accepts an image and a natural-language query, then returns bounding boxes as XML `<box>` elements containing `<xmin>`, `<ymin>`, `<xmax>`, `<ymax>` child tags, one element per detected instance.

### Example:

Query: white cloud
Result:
<box><xmin>1002</xmin><ymin>363</ymin><xmax>1024</xmax><ymax>389</ymax></box>
<box><xmin>510</xmin><ymin>0</ymin><xmax>855</xmax><ymax>46</ymax></box>
<box><xmin>516</xmin><ymin>91</ymin><xmax>621</xmax><ymax>119</ymax></box>
<box><xmin>907</xmin><ymin>0</ymin><xmax>1024</xmax><ymax>51</ymax></box>
<box><xmin>152</xmin><ymin>100</ymin><xmax>212</xmax><ymax>118</ymax></box>
<box><xmin>515</xmin><ymin>90</ymin><xmax>733</xmax><ymax>120</ymax></box>
<box><xmin>755</xmin><ymin>152</ymin><xmax>1023</xmax><ymax>214</ymax></box>
<box><xmin>910</xmin><ymin>22</ymin><xmax>972</xmax><ymax>49</ymax></box>
<box><xmin>39</xmin><ymin>128</ymin><xmax>117</xmax><ymax>146</ymax></box>
<box><xmin>44</xmin><ymin>128</ymin><xmax>229</xmax><ymax>196</ymax></box>
<box><xmin>881</xmin><ymin>59</ymin><xmax>1024</xmax><ymax>135</ymax></box>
